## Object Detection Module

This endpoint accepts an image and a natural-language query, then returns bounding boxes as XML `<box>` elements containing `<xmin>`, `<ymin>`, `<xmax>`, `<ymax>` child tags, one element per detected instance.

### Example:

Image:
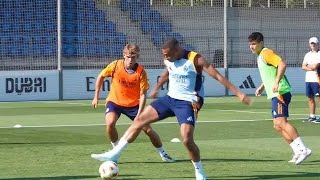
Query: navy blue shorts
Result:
<box><xmin>271</xmin><ymin>92</ymin><xmax>291</xmax><ymax>118</ymax></box>
<box><xmin>305</xmin><ymin>82</ymin><xmax>319</xmax><ymax>97</ymax></box>
<box><xmin>150</xmin><ymin>95</ymin><xmax>204</xmax><ymax>126</ymax></box>
<box><xmin>105</xmin><ymin>101</ymin><xmax>139</xmax><ymax>120</ymax></box>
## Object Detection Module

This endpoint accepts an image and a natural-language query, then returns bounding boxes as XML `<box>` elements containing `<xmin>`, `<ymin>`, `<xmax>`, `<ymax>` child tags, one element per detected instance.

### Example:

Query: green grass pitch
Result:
<box><xmin>0</xmin><ymin>95</ymin><xmax>319</xmax><ymax>179</ymax></box>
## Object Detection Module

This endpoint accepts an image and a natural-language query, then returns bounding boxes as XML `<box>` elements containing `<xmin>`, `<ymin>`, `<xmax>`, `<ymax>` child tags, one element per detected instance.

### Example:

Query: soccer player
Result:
<box><xmin>91</xmin><ymin>43</ymin><xmax>175</xmax><ymax>163</ymax></box>
<box><xmin>91</xmin><ymin>38</ymin><xmax>252</xmax><ymax>180</ymax></box>
<box><xmin>248</xmin><ymin>32</ymin><xmax>312</xmax><ymax>164</ymax></box>
<box><xmin>302</xmin><ymin>37</ymin><xmax>320</xmax><ymax>122</ymax></box>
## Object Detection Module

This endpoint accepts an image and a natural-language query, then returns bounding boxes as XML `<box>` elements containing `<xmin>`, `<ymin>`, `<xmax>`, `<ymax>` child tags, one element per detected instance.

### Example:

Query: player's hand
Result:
<box><xmin>272</xmin><ymin>83</ymin><xmax>279</xmax><ymax>93</ymax></box>
<box><xmin>92</xmin><ymin>98</ymin><xmax>99</xmax><ymax>108</ymax></box>
<box><xmin>149</xmin><ymin>89</ymin><xmax>159</xmax><ymax>99</ymax></box>
<box><xmin>239</xmin><ymin>93</ymin><xmax>252</xmax><ymax>105</ymax></box>
<box><xmin>255</xmin><ymin>87</ymin><xmax>263</xmax><ymax>96</ymax></box>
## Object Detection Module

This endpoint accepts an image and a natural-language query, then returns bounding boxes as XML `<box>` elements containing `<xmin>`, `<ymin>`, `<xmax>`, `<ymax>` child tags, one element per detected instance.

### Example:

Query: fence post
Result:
<box><xmin>224</xmin><ymin>0</ymin><xmax>229</xmax><ymax>95</ymax></box>
<box><xmin>57</xmin><ymin>0</ymin><xmax>63</xmax><ymax>100</ymax></box>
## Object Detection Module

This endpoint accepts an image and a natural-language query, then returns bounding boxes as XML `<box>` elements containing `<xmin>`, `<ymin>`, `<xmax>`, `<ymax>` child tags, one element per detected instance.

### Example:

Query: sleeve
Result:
<box><xmin>99</xmin><ymin>61</ymin><xmax>117</xmax><ymax>77</ymax></box>
<box><xmin>140</xmin><ymin>69</ymin><xmax>149</xmax><ymax>92</ymax></box>
<box><xmin>261</xmin><ymin>49</ymin><xmax>282</xmax><ymax>67</ymax></box>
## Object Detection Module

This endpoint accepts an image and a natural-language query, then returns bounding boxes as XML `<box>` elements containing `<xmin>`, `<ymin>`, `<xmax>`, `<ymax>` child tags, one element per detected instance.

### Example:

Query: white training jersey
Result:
<box><xmin>303</xmin><ymin>51</ymin><xmax>320</xmax><ymax>82</ymax></box>
<box><xmin>164</xmin><ymin>50</ymin><xmax>203</xmax><ymax>102</ymax></box>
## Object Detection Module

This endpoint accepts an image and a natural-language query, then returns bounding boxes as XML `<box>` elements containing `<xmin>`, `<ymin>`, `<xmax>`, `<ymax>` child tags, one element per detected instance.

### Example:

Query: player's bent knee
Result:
<box><xmin>106</xmin><ymin>119</ymin><xmax>117</xmax><ymax>127</ymax></box>
<box><xmin>273</xmin><ymin>125</ymin><xmax>281</xmax><ymax>131</ymax></box>
<box><xmin>182</xmin><ymin>137</ymin><xmax>195</xmax><ymax>146</ymax></box>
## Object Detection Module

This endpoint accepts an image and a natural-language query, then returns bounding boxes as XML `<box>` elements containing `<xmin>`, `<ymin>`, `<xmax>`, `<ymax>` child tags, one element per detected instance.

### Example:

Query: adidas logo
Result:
<box><xmin>273</xmin><ymin>111</ymin><xmax>277</xmax><ymax>116</ymax></box>
<box><xmin>239</xmin><ymin>75</ymin><xmax>256</xmax><ymax>89</ymax></box>
<box><xmin>187</xmin><ymin>116</ymin><xmax>193</xmax><ymax>122</ymax></box>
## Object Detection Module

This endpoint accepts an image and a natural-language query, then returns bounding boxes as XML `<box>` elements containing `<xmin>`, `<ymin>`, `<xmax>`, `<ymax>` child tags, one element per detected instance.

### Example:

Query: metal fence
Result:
<box><xmin>0</xmin><ymin>0</ymin><xmax>319</xmax><ymax>70</ymax></box>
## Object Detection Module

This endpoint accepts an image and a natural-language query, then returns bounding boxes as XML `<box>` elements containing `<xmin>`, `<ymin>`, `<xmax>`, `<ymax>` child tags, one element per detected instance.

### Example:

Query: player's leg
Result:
<box><xmin>307</xmin><ymin>96</ymin><xmax>316</xmax><ymax>120</ymax></box>
<box><xmin>310</xmin><ymin>82</ymin><xmax>320</xmax><ymax>121</ymax></box>
<box><xmin>180</xmin><ymin>124</ymin><xmax>205</xmax><ymax>180</ymax></box>
<box><xmin>91</xmin><ymin>96</ymin><xmax>172</xmax><ymax>162</ymax></box>
<box><xmin>141</xmin><ymin>125</ymin><xmax>162</xmax><ymax>148</ymax></box>
<box><xmin>91</xmin><ymin>104</ymin><xmax>159</xmax><ymax>162</ymax></box>
<box><xmin>272</xmin><ymin>93</ymin><xmax>311</xmax><ymax>164</ymax></box>
<box><xmin>180</xmin><ymin>123</ymin><xmax>200</xmax><ymax>161</ymax></box>
<box><xmin>175</xmin><ymin>98</ymin><xmax>206</xmax><ymax>180</ymax></box>
<box><xmin>91</xmin><ymin>102</ymin><xmax>121</xmax><ymax>160</ymax></box>
<box><xmin>273</xmin><ymin>122</ymin><xmax>300</xmax><ymax>162</ymax></box>
<box><xmin>273</xmin><ymin>117</ymin><xmax>298</xmax><ymax>141</ymax></box>
<box><xmin>273</xmin><ymin>117</ymin><xmax>299</xmax><ymax>163</ymax></box>
<box><xmin>304</xmin><ymin>82</ymin><xmax>317</xmax><ymax>122</ymax></box>
<box><xmin>313</xmin><ymin>82</ymin><xmax>320</xmax><ymax>123</ymax></box>
<box><xmin>124</xmin><ymin>103</ymin><xmax>175</xmax><ymax>162</ymax></box>
<box><xmin>105</xmin><ymin>102</ymin><xmax>121</xmax><ymax>147</ymax></box>
<box><xmin>141</xmin><ymin>124</ymin><xmax>175</xmax><ymax>162</ymax></box>
<box><xmin>105</xmin><ymin>113</ymin><xmax>120</xmax><ymax>147</ymax></box>
<box><xmin>122</xmin><ymin>104</ymin><xmax>162</xmax><ymax>147</ymax></box>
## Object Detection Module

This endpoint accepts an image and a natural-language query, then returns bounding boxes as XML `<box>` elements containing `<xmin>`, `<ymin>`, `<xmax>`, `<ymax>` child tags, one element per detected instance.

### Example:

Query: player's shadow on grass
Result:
<box><xmin>0</xmin><ymin>175</ymin><xmax>97</xmax><ymax>180</ymax></box>
<box><xmin>0</xmin><ymin>142</ymin><xmax>66</xmax><ymax>145</ymax></box>
<box><xmin>174</xmin><ymin>158</ymin><xmax>283</xmax><ymax>163</ymax></box>
<box><xmin>0</xmin><ymin>174</ymin><xmax>197</xmax><ymax>180</ymax></box>
<box><xmin>216</xmin><ymin>171</ymin><xmax>320</xmax><ymax>179</ymax></box>
<box><xmin>119</xmin><ymin>158</ymin><xmax>283</xmax><ymax>164</ymax></box>
<box><xmin>302</xmin><ymin>159</ymin><xmax>320</xmax><ymax>165</ymax></box>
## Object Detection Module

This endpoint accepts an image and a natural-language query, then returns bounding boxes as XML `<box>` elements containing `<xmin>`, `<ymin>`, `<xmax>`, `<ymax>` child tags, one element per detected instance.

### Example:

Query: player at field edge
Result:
<box><xmin>91</xmin><ymin>43</ymin><xmax>175</xmax><ymax>163</ymax></box>
<box><xmin>301</xmin><ymin>37</ymin><xmax>320</xmax><ymax>123</ymax></box>
<box><xmin>248</xmin><ymin>32</ymin><xmax>312</xmax><ymax>165</ymax></box>
<box><xmin>91</xmin><ymin>38</ymin><xmax>252</xmax><ymax>180</ymax></box>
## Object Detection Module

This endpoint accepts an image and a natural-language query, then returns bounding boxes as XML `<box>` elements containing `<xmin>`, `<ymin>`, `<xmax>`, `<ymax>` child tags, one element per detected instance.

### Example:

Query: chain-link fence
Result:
<box><xmin>0</xmin><ymin>0</ymin><xmax>319</xmax><ymax>70</ymax></box>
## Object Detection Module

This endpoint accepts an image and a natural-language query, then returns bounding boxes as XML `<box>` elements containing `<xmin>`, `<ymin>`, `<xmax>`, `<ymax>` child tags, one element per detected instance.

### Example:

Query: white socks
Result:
<box><xmin>157</xmin><ymin>147</ymin><xmax>166</xmax><ymax>155</ymax></box>
<box><xmin>111</xmin><ymin>140</ymin><xmax>119</xmax><ymax>148</ymax></box>
<box><xmin>111</xmin><ymin>137</ymin><xmax>128</xmax><ymax>156</ymax></box>
<box><xmin>192</xmin><ymin>160</ymin><xmax>203</xmax><ymax>171</ymax></box>
<box><xmin>289</xmin><ymin>141</ymin><xmax>299</xmax><ymax>155</ymax></box>
<box><xmin>310</xmin><ymin>114</ymin><xmax>315</xmax><ymax>118</ymax></box>
<box><xmin>292</xmin><ymin>137</ymin><xmax>307</xmax><ymax>153</ymax></box>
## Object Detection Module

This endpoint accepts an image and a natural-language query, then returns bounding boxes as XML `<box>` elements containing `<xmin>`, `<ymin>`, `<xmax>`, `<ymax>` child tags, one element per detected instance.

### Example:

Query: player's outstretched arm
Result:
<box><xmin>92</xmin><ymin>75</ymin><xmax>105</xmax><ymax>108</ymax></box>
<box><xmin>149</xmin><ymin>69</ymin><xmax>169</xmax><ymax>98</ymax></box>
<box><xmin>197</xmin><ymin>55</ymin><xmax>251</xmax><ymax>105</ymax></box>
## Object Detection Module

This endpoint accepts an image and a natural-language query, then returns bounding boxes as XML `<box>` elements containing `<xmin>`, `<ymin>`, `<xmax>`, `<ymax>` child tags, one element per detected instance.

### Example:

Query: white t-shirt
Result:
<box><xmin>303</xmin><ymin>51</ymin><xmax>320</xmax><ymax>82</ymax></box>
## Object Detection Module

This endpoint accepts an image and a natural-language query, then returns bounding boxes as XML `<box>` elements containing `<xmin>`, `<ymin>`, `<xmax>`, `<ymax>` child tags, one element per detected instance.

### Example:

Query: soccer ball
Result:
<box><xmin>99</xmin><ymin>161</ymin><xmax>119</xmax><ymax>179</ymax></box>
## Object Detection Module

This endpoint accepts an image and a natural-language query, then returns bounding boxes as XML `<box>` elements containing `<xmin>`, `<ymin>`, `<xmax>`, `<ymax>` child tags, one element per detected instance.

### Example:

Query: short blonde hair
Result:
<box><xmin>123</xmin><ymin>43</ymin><xmax>140</xmax><ymax>55</ymax></box>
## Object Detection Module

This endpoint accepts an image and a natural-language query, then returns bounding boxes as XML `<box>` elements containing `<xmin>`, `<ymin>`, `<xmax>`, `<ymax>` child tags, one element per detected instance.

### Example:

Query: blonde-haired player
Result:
<box><xmin>91</xmin><ymin>43</ymin><xmax>175</xmax><ymax>162</ymax></box>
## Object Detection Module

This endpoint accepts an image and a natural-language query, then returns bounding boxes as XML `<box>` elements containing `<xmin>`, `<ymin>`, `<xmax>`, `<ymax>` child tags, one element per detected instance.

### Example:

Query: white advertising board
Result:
<box><xmin>63</xmin><ymin>70</ymin><xmax>102</xmax><ymax>99</ymax></box>
<box><xmin>63</xmin><ymin>68</ymin><xmax>226</xmax><ymax>100</ymax></box>
<box><xmin>0</xmin><ymin>70</ymin><xmax>59</xmax><ymax>101</ymax></box>
<box><xmin>228</xmin><ymin>68</ymin><xmax>305</xmax><ymax>95</ymax></box>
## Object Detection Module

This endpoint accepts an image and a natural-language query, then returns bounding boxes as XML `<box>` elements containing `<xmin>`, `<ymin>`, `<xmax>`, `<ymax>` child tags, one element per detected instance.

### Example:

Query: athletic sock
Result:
<box><xmin>192</xmin><ymin>160</ymin><xmax>203</xmax><ymax>171</ymax></box>
<box><xmin>289</xmin><ymin>141</ymin><xmax>299</xmax><ymax>155</ymax></box>
<box><xmin>293</xmin><ymin>137</ymin><xmax>307</xmax><ymax>153</ymax></box>
<box><xmin>112</xmin><ymin>137</ymin><xmax>128</xmax><ymax>156</ymax></box>
<box><xmin>157</xmin><ymin>147</ymin><xmax>165</xmax><ymax>155</ymax></box>
<box><xmin>111</xmin><ymin>140</ymin><xmax>119</xmax><ymax>148</ymax></box>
